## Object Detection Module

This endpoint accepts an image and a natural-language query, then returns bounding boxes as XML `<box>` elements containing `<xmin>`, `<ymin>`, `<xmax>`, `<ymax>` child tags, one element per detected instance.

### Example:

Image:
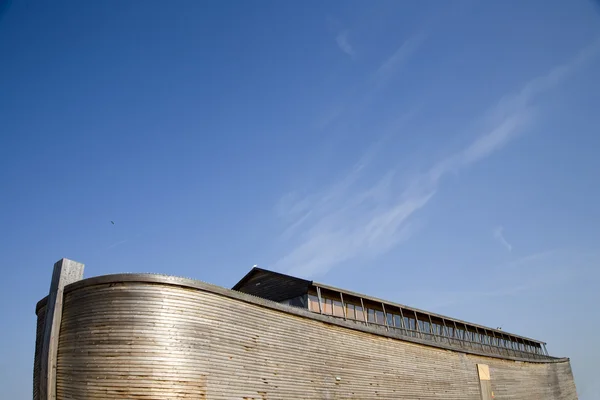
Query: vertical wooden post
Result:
<box><xmin>474</xmin><ymin>326</ymin><xmax>483</xmax><ymax>351</ymax></box>
<box><xmin>453</xmin><ymin>321</ymin><xmax>462</xmax><ymax>347</ymax></box>
<box><xmin>482</xmin><ymin>329</ymin><xmax>494</xmax><ymax>354</ymax></box>
<box><xmin>428</xmin><ymin>314</ymin><xmax>437</xmax><ymax>342</ymax></box>
<box><xmin>464</xmin><ymin>323</ymin><xmax>474</xmax><ymax>349</ymax></box>
<box><xmin>39</xmin><ymin>258</ymin><xmax>84</xmax><ymax>400</ymax></box>
<box><xmin>490</xmin><ymin>330</ymin><xmax>498</xmax><ymax>354</ymax></box>
<box><xmin>340</xmin><ymin>292</ymin><xmax>347</xmax><ymax>320</ymax></box>
<box><xmin>414</xmin><ymin>311</ymin><xmax>423</xmax><ymax>339</ymax></box>
<box><xmin>360</xmin><ymin>297</ymin><xmax>368</xmax><ymax>325</ymax></box>
<box><xmin>441</xmin><ymin>318</ymin><xmax>450</xmax><ymax>345</ymax></box>
<box><xmin>316</xmin><ymin>286</ymin><xmax>323</xmax><ymax>314</ymax></box>
<box><xmin>381</xmin><ymin>303</ymin><xmax>389</xmax><ymax>331</ymax></box>
<box><xmin>398</xmin><ymin>307</ymin><xmax>407</xmax><ymax>335</ymax></box>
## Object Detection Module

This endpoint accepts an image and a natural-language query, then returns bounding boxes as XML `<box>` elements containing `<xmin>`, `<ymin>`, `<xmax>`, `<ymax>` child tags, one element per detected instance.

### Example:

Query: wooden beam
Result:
<box><xmin>39</xmin><ymin>259</ymin><xmax>85</xmax><ymax>400</ymax></box>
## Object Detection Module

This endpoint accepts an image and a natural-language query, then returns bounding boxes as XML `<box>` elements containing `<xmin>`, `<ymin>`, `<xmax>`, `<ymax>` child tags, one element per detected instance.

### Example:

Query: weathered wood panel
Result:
<box><xmin>39</xmin><ymin>259</ymin><xmax>85</xmax><ymax>400</ymax></box>
<box><xmin>52</xmin><ymin>278</ymin><xmax>577</xmax><ymax>400</ymax></box>
<box><xmin>33</xmin><ymin>302</ymin><xmax>46</xmax><ymax>400</ymax></box>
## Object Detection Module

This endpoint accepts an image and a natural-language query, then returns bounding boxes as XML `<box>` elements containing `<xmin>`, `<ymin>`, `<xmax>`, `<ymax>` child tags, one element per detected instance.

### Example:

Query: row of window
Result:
<box><xmin>307</xmin><ymin>294</ymin><xmax>542</xmax><ymax>355</ymax></box>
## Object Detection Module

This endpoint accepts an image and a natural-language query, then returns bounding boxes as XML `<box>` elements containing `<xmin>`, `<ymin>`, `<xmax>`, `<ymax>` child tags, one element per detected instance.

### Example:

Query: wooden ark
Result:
<box><xmin>33</xmin><ymin>260</ymin><xmax>578</xmax><ymax>399</ymax></box>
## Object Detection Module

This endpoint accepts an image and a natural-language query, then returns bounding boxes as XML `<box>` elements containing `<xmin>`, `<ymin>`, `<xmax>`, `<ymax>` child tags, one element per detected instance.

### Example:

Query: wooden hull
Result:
<box><xmin>34</xmin><ymin>274</ymin><xmax>578</xmax><ymax>399</ymax></box>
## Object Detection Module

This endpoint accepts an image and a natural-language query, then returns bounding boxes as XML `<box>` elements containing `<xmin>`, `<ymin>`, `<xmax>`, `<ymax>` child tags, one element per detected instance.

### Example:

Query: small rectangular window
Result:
<box><xmin>394</xmin><ymin>315</ymin><xmax>402</xmax><ymax>328</ymax></box>
<box><xmin>308</xmin><ymin>294</ymin><xmax>320</xmax><ymax>312</ymax></box>
<box><xmin>333</xmin><ymin>300</ymin><xmax>344</xmax><ymax>317</ymax></box>
<box><xmin>346</xmin><ymin>304</ymin><xmax>355</xmax><ymax>320</ymax></box>
<box><xmin>368</xmin><ymin>309</ymin><xmax>375</xmax><ymax>323</ymax></box>
<box><xmin>355</xmin><ymin>306</ymin><xmax>364</xmax><ymax>321</ymax></box>
<box><xmin>323</xmin><ymin>298</ymin><xmax>333</xmax><ymax>315</ymax></box>
<box><xmin>386</xmin><ymin>313</ymin><xmax>394</xmax><ymax>327</ymax></box>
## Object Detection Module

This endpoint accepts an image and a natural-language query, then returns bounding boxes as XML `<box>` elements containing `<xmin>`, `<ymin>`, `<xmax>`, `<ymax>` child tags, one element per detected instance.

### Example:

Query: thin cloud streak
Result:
<box><xmin>397</xmin><ymin>249</ymin><xmax>585</xmax><ymax>311</ymax></box>
<box><xmin>274</xmin><ymin>40</ymin><xmax>600</xmax><ymax>278</ymax></box>
<box><xmin>493</xmin><ymin>226</ymin><xmax>513</xmax><ymax>252</ymax></box>
<box><xmin>504</xmin><ymin>249</ymin><xmax>559</xmax><ymax>269</ymax></box>
<box><xmin>372</xmin><ymin>33</ymin><xmax>427</xmax><ymax>89</ymax></box>
<box><xmin>335</xmin><ymin>30</ymin><xmax>355</xmax><ymax>57</ymax></box>
<box><xmin>318</xmin><ymin>32</ymin><xmax>426</xmax><ymax>131</ymax></box>
<box><xmin>107</xmin><ymin>239</ymin><xmax>127</xmax><ymax>250</ymax></box>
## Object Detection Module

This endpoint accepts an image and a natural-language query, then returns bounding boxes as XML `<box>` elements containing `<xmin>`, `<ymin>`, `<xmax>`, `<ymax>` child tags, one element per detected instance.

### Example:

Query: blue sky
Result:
<box><xmin>1</xmin><ymin>0</ymin><xmax>599</xmax><ymax>398</ymax></box>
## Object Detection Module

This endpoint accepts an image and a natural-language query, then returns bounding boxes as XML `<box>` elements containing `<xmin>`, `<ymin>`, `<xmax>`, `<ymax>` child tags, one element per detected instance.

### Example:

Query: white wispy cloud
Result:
<box><xmin>335</xmin><ymin>30</ymin><xmax>355</xmax><ymax>57</ymax></box>
<box><xmin>318</xmin><ymin>33</ymin><xmax>426</xmax><ymax>131</ymax></box>
<box><xmin>493</xmin><ymin>226</ymin><xmax>512</xmax><ymax>252</ymax></box>
<box><xmin>372</xmin><ymin>33</ymin><xmax>427</xmax><ymax>89</ymax></box>
<box><xmin>504</xmin><ymin>249</ymin><xmax>558</xmax><ymax>269</ymax></box>
<box><xmin>107</xmin><ymin>239</ymin><xmax>127</xmax><ymax>249</ymax></box>
<box><xmin>394</xmin><ymin>248</ymin><xmax>586</xmax><ymax>312</ymax></box>
<box><xmin>274</xmin><ymin>40</ymin><xmax>600</xmax><ymax>278</ymax></box>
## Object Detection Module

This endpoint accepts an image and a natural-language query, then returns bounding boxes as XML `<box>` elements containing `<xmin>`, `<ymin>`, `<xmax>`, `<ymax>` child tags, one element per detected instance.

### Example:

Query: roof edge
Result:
<box><xmin>231</xmin><ymin>266</ymin><xmax>312</xmax><ymax>290</ymax></box>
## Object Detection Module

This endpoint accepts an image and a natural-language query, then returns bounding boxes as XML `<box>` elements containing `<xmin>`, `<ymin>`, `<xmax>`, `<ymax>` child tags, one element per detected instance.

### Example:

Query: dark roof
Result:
<box><xmin>232</xmin><ymin>267</ymin><xmax>312</xmax><ymax>302</ymax></box>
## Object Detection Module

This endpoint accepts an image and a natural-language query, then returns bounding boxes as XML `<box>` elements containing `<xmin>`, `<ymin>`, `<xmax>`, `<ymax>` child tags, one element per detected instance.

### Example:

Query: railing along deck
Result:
<box><xmin>312</xmin><ymin>283</ymin><xmax>551</xmax><ymax>361</ymax></box>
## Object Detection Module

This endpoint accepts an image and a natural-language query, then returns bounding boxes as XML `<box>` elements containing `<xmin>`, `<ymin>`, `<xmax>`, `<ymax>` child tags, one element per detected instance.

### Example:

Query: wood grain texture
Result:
<box><xmin>46</xmin><ymin>278</ymin><xmax>577</xmax><ymax>399</ymax></box>
<box><xmin>39</xmin><ymin>259</ymin><xmax>84</xmax><ymax>400</ymax></box>
<box><xmin>33</xmin><ymin>303</ymin><xmax>46</xmax><ymax>400</ymax></box>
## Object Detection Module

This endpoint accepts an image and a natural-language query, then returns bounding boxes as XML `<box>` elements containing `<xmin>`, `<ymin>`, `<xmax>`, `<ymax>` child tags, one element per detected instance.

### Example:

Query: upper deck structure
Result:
<box><xmin>233</xmin><ymin>267</ymin><xmax>550</xmax><ymax>361</ymax></box>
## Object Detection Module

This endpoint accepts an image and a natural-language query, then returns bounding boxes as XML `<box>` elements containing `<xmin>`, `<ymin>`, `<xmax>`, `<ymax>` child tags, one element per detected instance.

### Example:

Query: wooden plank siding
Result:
<box><xmin>33</xmin><ymin>301</ymin><xmax>47</xmax><ymax>400</ymax></box>
<box><xmin>40</xmin><ymin>275</ymin><xmax>577</xmax><ymax>399</ymax></box>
